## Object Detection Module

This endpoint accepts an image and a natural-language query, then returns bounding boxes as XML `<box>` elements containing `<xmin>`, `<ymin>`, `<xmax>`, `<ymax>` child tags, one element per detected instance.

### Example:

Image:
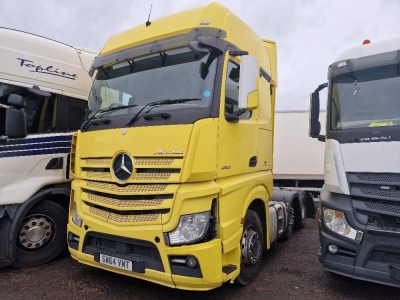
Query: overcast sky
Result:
<box><xmin>3</xmin><ymin>0</ymin><xmax>400</xmax><ymax>110</ymax></box>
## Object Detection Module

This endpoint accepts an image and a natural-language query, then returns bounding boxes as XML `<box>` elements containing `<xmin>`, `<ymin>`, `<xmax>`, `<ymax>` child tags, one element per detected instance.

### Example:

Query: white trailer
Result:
<box><xmin>0</xmin><ymin>27</ymin><xmax>97</xmax><ymax>267</ymax></box>
<box><xmin>274</xmin><ymin>110</ymin><xmax>325</xmax><ymax>189</ymax></box>
<box><xmin>272</xmin><ymin>110</ymin><xmax>326</xmax><ymax>224</ymax></box>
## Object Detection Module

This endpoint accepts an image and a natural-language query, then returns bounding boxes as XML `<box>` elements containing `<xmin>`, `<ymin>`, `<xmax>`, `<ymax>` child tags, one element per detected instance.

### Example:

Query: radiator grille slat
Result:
<box><xmin>79</xmin><ymin>156</ymin><xmax>182</xmax><ymax>224</ymax></box>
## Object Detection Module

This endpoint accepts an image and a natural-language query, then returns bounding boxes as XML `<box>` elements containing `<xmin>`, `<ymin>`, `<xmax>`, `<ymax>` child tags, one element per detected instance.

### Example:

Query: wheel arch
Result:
<box><xmin>248</xmin><ymin>199</ymin><xmax>267</xmax><ymax>250</ymax></box>
<box><xmin>241</xmin><ymin>184</ymin><xmax>270</xmax><ymax>251</ymax></box>
<box><xmin>4</xmin><ymin>184</ymin><xmax>70</xmax><ymax>266</ymax></box>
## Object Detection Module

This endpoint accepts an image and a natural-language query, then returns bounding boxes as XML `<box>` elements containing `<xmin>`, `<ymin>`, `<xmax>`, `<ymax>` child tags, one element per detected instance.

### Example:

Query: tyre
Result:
<box><xmin>235</xmin><ymin>210</ymin><xmax>263</xmax><ymax>286</ymax></box>
<box><xmin>13</xmin><ymin>200</ymin><xmax>68</xmax><ymax>267</ymax></box>
<box><xmin>282</xmin><ymin>203</ymin><xmax>294</xmax><ymax>240</ymax></box>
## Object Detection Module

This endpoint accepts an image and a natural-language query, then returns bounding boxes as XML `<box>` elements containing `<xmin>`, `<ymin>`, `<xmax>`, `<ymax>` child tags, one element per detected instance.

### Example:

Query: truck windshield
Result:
<box><xmin>86</xmin><ymin>47</ymin><xmax>218</xmax><ymax>120</ymax></box>
<box><xmin>330</xmin><ymin>64</ymin><xmax>400</xmax><ymax>130</ymax></box>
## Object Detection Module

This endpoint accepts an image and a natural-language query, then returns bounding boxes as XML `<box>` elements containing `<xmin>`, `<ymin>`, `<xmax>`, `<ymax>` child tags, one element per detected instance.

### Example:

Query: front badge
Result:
<box><xmin>112</xmin><ymin>152</ymin><xmax>134</xmax><ymax>181</ymax></box>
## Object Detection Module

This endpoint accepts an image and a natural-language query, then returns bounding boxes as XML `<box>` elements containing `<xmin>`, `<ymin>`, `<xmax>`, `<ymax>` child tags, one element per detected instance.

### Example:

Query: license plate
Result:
<box><xmin>99</xmin><ymin>254</ymin><xmax>132</xmax><ymax>271</ymax></box>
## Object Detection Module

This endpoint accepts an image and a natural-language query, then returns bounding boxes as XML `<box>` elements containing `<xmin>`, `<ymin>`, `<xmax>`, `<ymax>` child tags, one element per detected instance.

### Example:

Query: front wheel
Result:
<box><xmin>13</xmin><ymin>200</ymin><xmax>67</xmax><ymax>267</ymax></box>
<box><xmin>235</xmin><ymin>210</ymin><xmax>263</xmax><ymax>286</ymax></box>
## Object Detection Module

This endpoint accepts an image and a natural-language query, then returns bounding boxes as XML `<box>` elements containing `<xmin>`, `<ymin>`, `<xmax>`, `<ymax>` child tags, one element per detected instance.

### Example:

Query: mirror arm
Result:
<box><xmin>314</xmin><ymin>82</ymin><xmax>328</xmax><ymax>93</ymax></box>
<box><xmin>225</xmin><ymin>113</ymin><xmax>239</xmax><ymax>123</ymax></box>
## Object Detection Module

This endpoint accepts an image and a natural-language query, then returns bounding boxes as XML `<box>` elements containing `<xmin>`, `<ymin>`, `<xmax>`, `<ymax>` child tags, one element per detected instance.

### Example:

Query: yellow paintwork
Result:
<box><xmin>69</xmin><ymin>2</ymin><xmax>278</xmax><ymax>290</ymax></box>
<box><xmin>99</xmin><ymin>3</ymin><xmax>275</xmax><ymax>85</ymax></box>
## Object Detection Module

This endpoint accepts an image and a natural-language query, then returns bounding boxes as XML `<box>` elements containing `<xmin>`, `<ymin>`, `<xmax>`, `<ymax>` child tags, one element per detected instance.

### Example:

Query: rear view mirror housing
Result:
<box><xmin>0</xmin><ymin>94</ymin><xmax>27</xmax><ymax>141</ymax></box>
<box><xmin>309</xmin><ymin>83</ymin><xmax>327</xmax><ymax>141</ymax></box>
<box><xmin>238</xmin><ymin>55</ymin><xmax>259</xmax><ymax>110</ymax></box>
<box><xmin>5</xmin><ymin>108</ymin><xmax>27</xmax><ymax>138</ymax></box>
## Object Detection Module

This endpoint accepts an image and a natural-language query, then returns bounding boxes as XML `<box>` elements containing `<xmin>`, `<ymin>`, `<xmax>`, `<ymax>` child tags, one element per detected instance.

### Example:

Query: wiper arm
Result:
<box><xmin>126</xmin><ymin>98</ymin><xmax>200</xmax><ymax>126</ymax></box>
<box><xmin>82</xmin><ymin>104</ymin><xmax>137</xmax><ymax>130</ymax></box>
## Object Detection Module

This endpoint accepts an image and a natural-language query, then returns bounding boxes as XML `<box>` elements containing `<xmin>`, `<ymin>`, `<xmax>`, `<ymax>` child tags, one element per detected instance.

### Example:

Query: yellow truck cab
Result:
<box><xmin>68</xmin><ymin>3</ymin><xmax>301</xmax><ymax>290</ymax></box>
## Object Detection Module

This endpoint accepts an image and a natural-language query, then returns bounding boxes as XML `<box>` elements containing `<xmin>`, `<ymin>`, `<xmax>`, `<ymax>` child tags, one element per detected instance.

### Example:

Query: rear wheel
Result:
<box><xmin>282</xmin><ymin>203</ymin><xmax>294</xmax><ymax>240</ymax></box>
<box><xmin>13</xmin><ymin>200</ymin><xmax>67</xmax><ymax>267</ymax></box>
<box><xmin>235</xmin><ymin>210</ymin><xmax>263</xmax><ymax>286</ymax></box>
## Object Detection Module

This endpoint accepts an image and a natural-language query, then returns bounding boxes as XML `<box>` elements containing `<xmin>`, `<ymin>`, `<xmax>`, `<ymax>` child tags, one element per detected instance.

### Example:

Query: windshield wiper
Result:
<box><xmin>82</xmin><ymin>104</ymin><xmax>137</xmax><ymax>130</ymax></box>
<box><xmin>126</xmin><ymin>98</ymin><xmax>200</xmax><ymax>126</ymax></box>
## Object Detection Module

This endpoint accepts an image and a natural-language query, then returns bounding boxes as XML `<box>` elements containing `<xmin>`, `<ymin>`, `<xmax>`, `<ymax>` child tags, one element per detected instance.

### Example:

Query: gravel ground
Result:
<box><xmin>1</xmin><ymin>218</ymin><xmax>398</xmax><ymax>300</ymax></box>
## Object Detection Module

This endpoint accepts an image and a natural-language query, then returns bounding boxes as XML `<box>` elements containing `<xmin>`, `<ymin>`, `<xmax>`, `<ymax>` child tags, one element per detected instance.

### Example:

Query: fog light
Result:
<box><xmin>68</xmin><ymin>232</ymin><xmax>80</xmax><ymax>242</ymax></box>
<box><xmin>186</xmin><ymin>256</ymin><xmax>198</xmax><ymax>269</ymax></box>
<box><xmin>328</xmin><ymin>244</ymin><xmax>339</xmax><ymax>254</ymax></box>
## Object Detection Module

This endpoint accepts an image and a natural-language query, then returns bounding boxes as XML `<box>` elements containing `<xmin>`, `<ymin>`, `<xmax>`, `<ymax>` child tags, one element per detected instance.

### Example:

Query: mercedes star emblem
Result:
<box><xmin>112</xmin><ymin>152</ymin><xmax>133</xmax><ymax>181</ymax></box>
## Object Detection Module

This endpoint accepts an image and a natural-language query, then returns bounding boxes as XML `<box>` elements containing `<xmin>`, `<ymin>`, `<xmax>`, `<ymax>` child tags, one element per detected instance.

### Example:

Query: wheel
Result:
<box><xmin>13</xmin><ymin>200</ymin><xmax>67</xmax><ymax>267</ymax></box>
<box><xmin>235</xmin><ymin>210</ymin><xmax>263</xmax><ymax>286</ymax></box>
<box><xmin>282</xmin><ymin>204</ymin><xmax>294</xmax><ymax>240</ymax></box>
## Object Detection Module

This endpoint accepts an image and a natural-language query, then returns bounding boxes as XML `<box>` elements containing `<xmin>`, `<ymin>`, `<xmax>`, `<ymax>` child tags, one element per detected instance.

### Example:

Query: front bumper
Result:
<box><xmin>319</xmin><ymin>189</ymin><xmax>400</xmax><ymax>287</ymax></box>
<box><xmin>67</xmin><ymin>221</ymin><xmax>225</xmax><ymax>290</ymax></box>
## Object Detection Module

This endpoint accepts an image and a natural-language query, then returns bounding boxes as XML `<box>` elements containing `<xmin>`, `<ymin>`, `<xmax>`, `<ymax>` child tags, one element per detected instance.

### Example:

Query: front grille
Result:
<box><xmin>84</xmin><ymin>158</ymin><xmax>112</xmax><ymax>165</ymax></box>
<box><xmin>135</xmin><ymin>158</ymin><xmax>175</xmax><ymax>166</ymax></box>
<box><xmin>80</xmin><ymin>156</ymin><xmax>183</xmax><ymax>183</ymax></box>
<box><xmin>78</xmin><ymin>156</ymin><xmax>182</xmax><ymax>224</ymax></box>
<box><xmin>349</xmin><ymin>172</ymin><xmax>400</xmax><ymax>230</ymax></box>
<box><xmin>348</xmin><ymin>172</ymin><xmax>400</xmax><ymax>201</ymax></box>
<box><xmin>87</xmin><ymin>193</ymin><xmax>166</xmax><ymax>208</ymax></box>
<box><xmin>364</xmin><ymin>202</ymin><xmax>400</xmax><ymax>215</ymax></box>
<box><xmin>354</xmin><ymin>173</ymin><xmax>400</xmax><ymax>184</ymax></box>
<box><xmin>87</xmin><ymin>181</ymin><xmax>168</xmax><ymax>193</ymax></box>
<box><xmin>352</xmin><ymin>185</ymin><xmax>400</xmax><ymax>199</ymax></box>
<box><xmin>83</xmin><ymin>187</ymin><xmax>172</xmax><ymax>224</ymax></box>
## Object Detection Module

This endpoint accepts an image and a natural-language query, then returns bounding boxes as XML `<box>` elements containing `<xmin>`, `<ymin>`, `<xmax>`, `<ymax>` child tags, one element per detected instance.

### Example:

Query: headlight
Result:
<box><xmin>323</xmin><ymin>207</ymin><xmax>363</xmax><ymax>241</ymax></box>
<box><xmin>167</xmin><ymin>211</ymin><xmax>211</xmax><ymax>246</ymax></box>
<box><xmin>71</xmin><ymin>200</ymin><xmax>82</xmax><ymax>228</ymax></box>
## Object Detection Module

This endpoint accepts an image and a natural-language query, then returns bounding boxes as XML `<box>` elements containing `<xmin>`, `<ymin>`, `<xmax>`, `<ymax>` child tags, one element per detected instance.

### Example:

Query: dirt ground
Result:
<box><xmin>1</xmin><ymin>218</ymin><xmax>399</xmax><ymax>300</ymax></box>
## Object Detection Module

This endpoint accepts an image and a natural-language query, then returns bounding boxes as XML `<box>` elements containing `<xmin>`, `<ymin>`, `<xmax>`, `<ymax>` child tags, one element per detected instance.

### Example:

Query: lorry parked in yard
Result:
<box><xmin>310</xmin><ymin>37</ymin><xmax>400</xmax><ymax>287</ymax></box>
<box><xmin>67</xmin><ymin>2</ymin><xmax>307</xmax><ymax>290</ymax></box>
<box><xmin>0</xmin><ymin>27</ymin><xmax>97</xmax><ymax>267</ymax></box>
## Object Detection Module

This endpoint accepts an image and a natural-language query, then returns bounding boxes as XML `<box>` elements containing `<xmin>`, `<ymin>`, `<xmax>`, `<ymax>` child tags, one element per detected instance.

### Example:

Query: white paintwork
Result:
<box><xmin>324</xmin><ymin>37</ymin><xmax>400</xmax><ymax>195</ymax></box>
<box><xmin>0</xmin><ymin>28</ymin><xmax>97</xmax><ymax>99</ymax></box>
<box><xmin>341</xmin><ymin>141</ymin><xmax>400</xmax><ymax>173</ymax></box>
<box><xmin>324</xmin><ymin>139</ymin><xmax>350</xmax><ymax>195</ymax></box>
<box><xmin>0</xmin><ymin>134</ymin><xmax>73</xmax><ymax>205</ymax></box>
<box><xmin>336</xmin><ymin>37</ymin><xmax>400</xmax><ymax>61</ymax></box>
<box><xmin>0</xmin><ymin>28</ymin><xmax>97</xmax><ymax>206</ymax></box>
<box><xmin>273</xmin><ymin>110</ymin><xmax>325</xmax><ymax>180</ymax></box>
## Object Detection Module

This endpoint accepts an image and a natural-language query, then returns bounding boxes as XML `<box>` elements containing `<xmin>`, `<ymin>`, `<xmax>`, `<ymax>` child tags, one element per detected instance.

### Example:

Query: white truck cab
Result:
<box><xmin>310</xmin><ymin>37</ymin><xmax>400</xmax><ymax>287</ymax></box>
<box><xmin>0</xmin><ymin>27</ymin><xmax>97</xmax><ymax>267</ymax></box>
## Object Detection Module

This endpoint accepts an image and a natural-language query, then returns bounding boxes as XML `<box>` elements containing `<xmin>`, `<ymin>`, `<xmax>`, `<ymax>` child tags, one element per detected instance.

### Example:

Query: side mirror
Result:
<box><xmin>5</xmin><ymin>108</ymin><xmax>27</xmax><ymax>139</ymax></box>
<box><xmin>7</xmin><ymin>94</ymin><xmax>26</xmax><ymax>109</ymax></box>
<box><xmin>238</xmin><ymin>55</ymin><xmax>259</xmax><ymax>110</ymax></box>
<box><xmin>1</xmin><ymin>94</ymin><xmax>27</xmax><ymax>139</ymax></box>
<box><xmin>309</xmin><ymin>83</ymin><xmax>327</xmax><ymax>141</ymax></box>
